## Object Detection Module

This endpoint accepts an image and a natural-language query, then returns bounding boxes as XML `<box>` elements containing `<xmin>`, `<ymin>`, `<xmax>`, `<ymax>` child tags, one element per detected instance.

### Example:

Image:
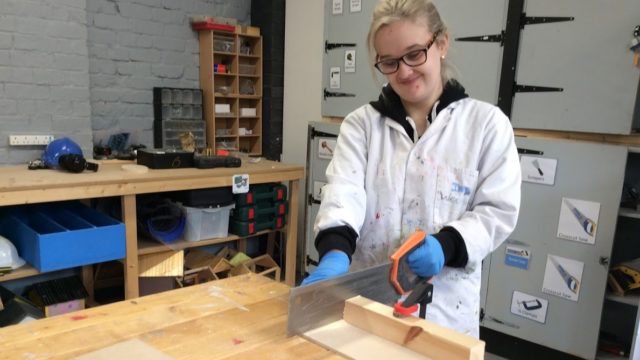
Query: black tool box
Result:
<box><xmin>136</xmin><ymin>149</ymin><xmax>194</xmax><ymax>169</ymax></box>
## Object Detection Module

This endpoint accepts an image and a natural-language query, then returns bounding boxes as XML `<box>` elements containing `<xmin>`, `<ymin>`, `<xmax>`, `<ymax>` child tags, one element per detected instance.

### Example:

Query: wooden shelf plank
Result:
<box><xmin>619</xmin><ymin>208</ymin><xmax>640</xmax><ymax>219</ymax></box>
<box><xmin>138</xmin><ymin>228</ymin><xmax>280</xmax><ymax>255</ymax></box>
<box><xmin>0</xmin><ymin>264</ymin><xmax>40</xmax><ymax>282</ymax></box>
<box><xmin>606</xmin><ymin>293</ymin><xmax>640</xmax><ymax>307</ymax></box>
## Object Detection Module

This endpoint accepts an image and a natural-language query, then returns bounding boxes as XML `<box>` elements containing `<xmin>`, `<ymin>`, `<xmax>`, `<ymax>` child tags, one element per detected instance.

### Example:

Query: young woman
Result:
<box><xmin>302</xmin><ymin>0</ymin><xmax>521</xmax><ymax>337</ymax></box>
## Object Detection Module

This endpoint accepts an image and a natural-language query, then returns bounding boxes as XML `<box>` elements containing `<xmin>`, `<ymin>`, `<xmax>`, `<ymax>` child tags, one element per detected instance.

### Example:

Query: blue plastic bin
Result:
<box><xmin>0</xmin><ymin>202</ymin><xmax>125</xmax><ymax>272</ymax></box>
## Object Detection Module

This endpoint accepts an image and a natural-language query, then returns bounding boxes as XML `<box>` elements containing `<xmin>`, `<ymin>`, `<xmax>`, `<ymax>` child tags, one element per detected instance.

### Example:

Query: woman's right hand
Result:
<box><xmin>300</xmin><ymin>250</ymin><xmax>349</xmax><ymax>286</ymax></box>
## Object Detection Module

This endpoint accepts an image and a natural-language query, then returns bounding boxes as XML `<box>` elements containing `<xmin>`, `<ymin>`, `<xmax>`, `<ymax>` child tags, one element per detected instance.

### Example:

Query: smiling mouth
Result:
<box><xmin>398</xmin><ymin>76</ymin><xmax>419</xmax><ymax>85</ymax></box>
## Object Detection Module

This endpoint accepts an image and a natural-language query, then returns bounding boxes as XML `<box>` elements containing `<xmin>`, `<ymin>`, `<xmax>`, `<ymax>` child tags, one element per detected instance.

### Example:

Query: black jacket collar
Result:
<box><xmin>369</xmin><ymin>80</ymin><xmax>469</xmax><ymax>141</ymax></box>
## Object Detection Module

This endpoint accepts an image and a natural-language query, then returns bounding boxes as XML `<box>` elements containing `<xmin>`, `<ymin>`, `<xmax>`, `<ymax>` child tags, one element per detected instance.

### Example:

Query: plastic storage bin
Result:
<box><xmin>0</xmin><ymin>202</ymin><xmax>125</xmax><ymax>272</ymax></box>
<box><xmin>213</xmin><ymin>36</ymin><xmax>235</xmax><ymax>52</ymax></box>
<box><xmin>234</xmin><ymin>183</ymin><xmax>287</xmax><ymax>206</ymax></box>
<box><xmin>183</xmin><ymin>204</ymin><xmax>234</xmax><ymax>241</ymax></box>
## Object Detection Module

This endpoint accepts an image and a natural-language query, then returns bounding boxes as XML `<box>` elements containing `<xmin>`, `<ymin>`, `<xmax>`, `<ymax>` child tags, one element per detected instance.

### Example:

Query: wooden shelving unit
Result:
<box><xmin>0</xmin><ymin>161</ymin><xmax>303</xmax><ymax>298</ymax></box>
<box><xmin>198</xmin><ymin>27</ymin><xmax>263</xmax><ymax>155</ymax></box>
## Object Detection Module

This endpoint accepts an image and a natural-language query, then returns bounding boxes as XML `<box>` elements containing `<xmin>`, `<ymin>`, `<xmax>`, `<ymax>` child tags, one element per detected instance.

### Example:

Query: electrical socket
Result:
<box><xmin>9</xmin><ymin>135</ymin><xmax>55</xmax><ymax>146</ymax></box>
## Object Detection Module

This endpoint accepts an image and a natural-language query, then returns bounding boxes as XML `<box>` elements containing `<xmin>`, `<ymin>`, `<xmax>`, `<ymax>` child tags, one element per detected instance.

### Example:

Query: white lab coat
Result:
<box><xmin>314</xmin><ymin>97</ymin><xmax>521</xmax><ymax>337</ymax></box>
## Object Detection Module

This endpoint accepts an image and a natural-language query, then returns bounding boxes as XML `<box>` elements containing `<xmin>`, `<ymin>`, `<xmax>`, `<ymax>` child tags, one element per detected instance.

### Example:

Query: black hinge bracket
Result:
<box><xmin>456</xmin><ymin>31</ymin><xmax>505</xmax><ymax>46</ymax></box>
<box><xmin>325</xmin><ymin>41</ymin><xmax>356</xmax><ymax>53</ymax></box>
<box><xmin>515</xmin><ymin>84</ymin><xmax>563</xmax><ymax>93</ymax></box>
<box><xmin>306</xmin><ymin>255</ymin><xmax>319</xmax><ymax>267</ymax></box>
<box><xmin>522</xmin><ymin>15</ymin><xmax>575</xmax><ymax>27</ymax></box>
<box><xmin>308</xmin><ymin>194</ymin><xmax>321</xmax><ymax>206</ymax></box>
<box><xmin>310</xmin><ymin>128</ymin><xmax>338</xmax><ymax>140</ymax></box>
<box><xmin>324</xmin><ymin>88</ymin><xmax>356</xmax><ymax>100</ymax></box>
<box><xmin>517</xmin><ymin>147</ymin><xmax>544</xmax><ymax>155</ymax></box>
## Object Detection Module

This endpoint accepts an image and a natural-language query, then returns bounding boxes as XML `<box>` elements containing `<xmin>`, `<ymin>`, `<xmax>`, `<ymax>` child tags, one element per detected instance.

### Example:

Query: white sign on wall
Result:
<box><xmin>350</xmin><ymin>0</ymin><xmax>361</xmax><ymax>12</ymax></box>
<box><xmin>332</xmin><ymin>0</ymin><xmax>343</xmax><ymax>14</ymax></box>
<box><xmin>521</xmin><ymin>156</ymin><xmax>557</xmax><ymax>186</ymax></box>
<box><xmin>542</xmin><ymin>254</ymin><xmax>584</xmax><ymax>302</ymax></box>
<box><xmin>318</xmin><ymin>138</ymin><xmax>336</xmax><ymax>159</ymax></box>
<box><xmin>345</xmin><ymin>50</ymin><xmax>356</xmax><ymax>73</ymax></box>
<box><xmin>511</xmin><ymin>291</ymin><xmax>549</xmax><ymax>324</ymax></box>
<box><xmin>330</xmin><ymin>67</ymin><xmax>341</xmax><ymax>89</ymax></box>
<box><xmin>557</xmin><ymin>197</ymin><xmax>600</xmax><ymax>245</ymax></box>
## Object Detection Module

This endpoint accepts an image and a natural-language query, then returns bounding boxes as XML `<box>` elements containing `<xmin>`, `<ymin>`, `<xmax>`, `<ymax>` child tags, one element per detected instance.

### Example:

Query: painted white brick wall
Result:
<box><xmin>87</xmin><ymin>0</ymin><xmax>251</xmax><ymax>148</ymax></box>
<box><xmin>0</xmin><ymin>0</ymin><xmax>93</xmax><ymax>164</ymax></box>
<box><xmin>0</xmin><ymin>0</ymin><xmax>250</xmax><ymax>164</ymax></box>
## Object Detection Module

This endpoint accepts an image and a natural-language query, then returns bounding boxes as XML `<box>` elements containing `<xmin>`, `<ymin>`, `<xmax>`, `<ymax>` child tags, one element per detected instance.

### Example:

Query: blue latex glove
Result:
<box><xmin>406</xmin><ymin>235</ymin><xmax>445</xmax><ymax>278</ymax></box>
<box><xmin>301</xmin><ymin>251</ymin><xmax>349</xmax><ymax>286</ymax></box>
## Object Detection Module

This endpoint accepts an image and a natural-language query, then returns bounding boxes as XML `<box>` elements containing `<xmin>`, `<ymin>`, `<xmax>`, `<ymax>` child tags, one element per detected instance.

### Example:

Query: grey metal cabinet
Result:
<box><xmin>481</xmin><ymin>136</ymin><xmax>627</xmax><ymax>359</ymax></box>
<box><xmin>303</xmin><ymin>121</ymin><xmax>340</xmax><ymax>273</ymax></box>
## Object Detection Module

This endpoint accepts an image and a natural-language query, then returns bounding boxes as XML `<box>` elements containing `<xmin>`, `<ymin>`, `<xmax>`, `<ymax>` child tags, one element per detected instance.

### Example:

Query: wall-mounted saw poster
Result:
<box><xmin>521</xmin><ymin>156</ymin><xmax>557</xmax><ymax>186</ymax></box>
<box><xmin>511</xmin><ymin>291</ymin><xmax>549</xmax><ymax>324</ymax></box>
<box><xmin>557</xmin><ymin>197</ymin><xmax>600</xmax><ymax>245</ymax></box>
<box><xmin>542</xmin><ymin>254</ymin><xmax>584</xmax><ymax>302</ymax></box>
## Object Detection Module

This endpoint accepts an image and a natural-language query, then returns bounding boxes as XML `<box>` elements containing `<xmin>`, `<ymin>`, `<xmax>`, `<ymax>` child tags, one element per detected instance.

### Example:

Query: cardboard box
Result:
<box><xmin>215</xmin><ymin>104</ymin><xmax>231</xmax><ymax>114</ymax></box>
<box><xmin>240</xmin><ymin>108</ymin><xmax>256</xmax><ymax>117</ymax></box>
<box><xmin>26</xmin><ymin>276</ymin><xmax>88</xmax><ymax>317</ymax></box>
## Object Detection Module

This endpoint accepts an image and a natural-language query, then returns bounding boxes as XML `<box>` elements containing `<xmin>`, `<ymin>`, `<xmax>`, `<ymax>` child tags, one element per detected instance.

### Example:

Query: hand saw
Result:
<box><xmin>287</xmin><ymin>231</ymin><xmax>428</xmax><ymax>336</ymax></box>
<box><xmin>287</xmin><ymin>262</ymin><xmax>399</xmax><ymax>336</ymax></box>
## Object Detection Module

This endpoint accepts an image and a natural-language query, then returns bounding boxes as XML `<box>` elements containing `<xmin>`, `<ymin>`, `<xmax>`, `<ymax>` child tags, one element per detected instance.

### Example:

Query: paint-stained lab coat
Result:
<box><xmin>314</xmin><ymin>97</ymin><xmax>521</xmax><ymax>337</ymax></box>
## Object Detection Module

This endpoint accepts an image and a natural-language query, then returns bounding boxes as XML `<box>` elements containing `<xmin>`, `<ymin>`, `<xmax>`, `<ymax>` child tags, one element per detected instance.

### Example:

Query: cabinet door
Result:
<box><xmin>321</xmin><ymin>0</ymin><xmax>379</xmax><ymax>117</ymax></box>
<box><xmin>321</xmin><ymin>0</ymin><xmax>507</xmax><ymax>116</ymax></box>
<box><xmin>434</xmin><ymin>0</ymin><xmax>508</xmax><ymax>104</ymax></box>
<box><xmin>481</xmin><ymin>137</ymin><xmax>627</xmax><ymax>359</ymax></box>
<box><xmin>511</xmin><ymin>0</ymin><xmax>640</xmax><ymax>134</ymax></box>
<box><xmin>304</xmin><ymin>122</ymin><xmax>340</xmax><ymax>271</ymax></box>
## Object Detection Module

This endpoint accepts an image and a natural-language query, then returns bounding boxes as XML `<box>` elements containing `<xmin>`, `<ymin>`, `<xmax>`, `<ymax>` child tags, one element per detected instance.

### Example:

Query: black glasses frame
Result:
<box><xmin>374</xmin><ymin>31</ymin><xmax>441</xmax><ymax>75</ymax></box>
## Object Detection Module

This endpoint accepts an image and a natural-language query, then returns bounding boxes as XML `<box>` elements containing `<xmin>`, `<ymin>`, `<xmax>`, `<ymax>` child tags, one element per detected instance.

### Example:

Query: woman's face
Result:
<box><xmin>374</xmin><ymin>18</ymin><xmax>447</xmax><ymax>106</ymax></box>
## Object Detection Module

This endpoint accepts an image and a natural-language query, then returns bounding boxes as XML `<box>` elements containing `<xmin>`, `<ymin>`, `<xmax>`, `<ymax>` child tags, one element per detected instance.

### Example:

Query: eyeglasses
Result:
<box><xmin>374</xmin><ymin>31</ymin><xmax>441</xmax><ymax>75</ymax></box>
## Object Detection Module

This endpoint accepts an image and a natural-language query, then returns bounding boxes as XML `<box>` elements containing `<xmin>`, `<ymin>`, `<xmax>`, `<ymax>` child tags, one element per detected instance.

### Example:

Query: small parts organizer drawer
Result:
<box><xmin>0</xmin><ymin>202</ymin><xmax>125</xmax><ymax>272</ymax></box>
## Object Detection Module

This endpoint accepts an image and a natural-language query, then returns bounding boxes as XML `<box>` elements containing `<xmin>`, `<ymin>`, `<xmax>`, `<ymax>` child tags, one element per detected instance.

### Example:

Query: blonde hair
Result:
<box><xmin>367</xmin><ymin>0</ymin><xmax>455</xmax><ymax>85</ymax></box>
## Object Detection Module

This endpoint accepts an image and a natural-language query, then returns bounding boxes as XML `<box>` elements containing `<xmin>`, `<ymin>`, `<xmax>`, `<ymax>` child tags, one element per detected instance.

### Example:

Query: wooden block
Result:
<box><xmin>184</xmin><ymin>249</ymin><xmax>221</xmax><ymax>270</ymax></box>
<box><xmin>247</xmin><ymin>254</ymin><xmax>281</xmax><ymax>281</ymax></box>
<box><xmin>44</xmin><ymin>299</ymin><xmax>85</xmax><ymax>317</ymax></box>
<box><xmin>342</xmin><ymin>296</ymin><xmax>484</xmax><ymax>360</ymax></box>
<box><xmin>228</xmin><ymin>254</ymin><xmax>281</xmax><ymax>280</ymax></box>
<box><xmin>229</xmin><ymin>263</ymin><xmax>253</xmax><ymax>277</ymax></box>
<box><xmin>138</xmin><ymin>251</ymin><xmax>184</xmax><ymax>277</ymax></box>
<box><xmin>305</xmin><ymin>319</ymin><xmax>427</xmax><ymax>360</ymax></box>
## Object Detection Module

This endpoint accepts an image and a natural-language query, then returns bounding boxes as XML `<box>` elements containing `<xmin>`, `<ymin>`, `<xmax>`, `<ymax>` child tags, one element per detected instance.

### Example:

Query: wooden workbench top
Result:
<box><xmin>0</xmin><ymin>274</ymin><xmax>342</xmax><ymax>359</ymax></box>
<box><xmin>0</xmin><ymin>160</ymin><xmax>304</xmax><ymax>206</ymax></box>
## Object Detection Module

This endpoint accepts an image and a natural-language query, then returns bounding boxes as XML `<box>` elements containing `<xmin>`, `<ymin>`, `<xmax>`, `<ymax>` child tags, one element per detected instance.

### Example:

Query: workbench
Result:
<box><xmin>0</xmin><ymin>160</ymin><xmax>304</xmax><ymax>298</ymax></box>
<box><xmin>0</xmin><ymin>274</ymin><xmax>342</xmax><ymax>359</ymax></box>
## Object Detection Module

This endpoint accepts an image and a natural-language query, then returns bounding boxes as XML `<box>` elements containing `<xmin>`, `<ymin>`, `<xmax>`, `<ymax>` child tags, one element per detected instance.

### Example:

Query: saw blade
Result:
<box><xmin>287</xmin><ymin>262</ymin><xmax>398</xmax><ymax>336</ymax></box>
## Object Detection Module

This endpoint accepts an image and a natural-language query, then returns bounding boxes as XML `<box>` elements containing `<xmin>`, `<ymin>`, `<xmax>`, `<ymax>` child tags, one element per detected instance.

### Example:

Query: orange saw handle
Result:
<box><xmin>389</xmin><ymin>230</ymin><xmax>426</xmax><ymax>295</ymax></box>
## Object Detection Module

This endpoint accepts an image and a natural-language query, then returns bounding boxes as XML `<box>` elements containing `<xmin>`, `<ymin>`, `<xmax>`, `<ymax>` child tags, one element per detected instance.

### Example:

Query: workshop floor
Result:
<box><xmin>486</xmin><ymin>353</ymin><xmax>509</xmax><ymax>360</ymax></box>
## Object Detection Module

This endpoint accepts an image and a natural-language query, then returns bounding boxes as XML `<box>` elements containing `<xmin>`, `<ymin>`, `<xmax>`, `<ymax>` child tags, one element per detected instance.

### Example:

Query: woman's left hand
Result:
<box><xmin>406</xmin><ymin>235</ymin><xmax>445</xmax><ymax>277</ymax></box>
